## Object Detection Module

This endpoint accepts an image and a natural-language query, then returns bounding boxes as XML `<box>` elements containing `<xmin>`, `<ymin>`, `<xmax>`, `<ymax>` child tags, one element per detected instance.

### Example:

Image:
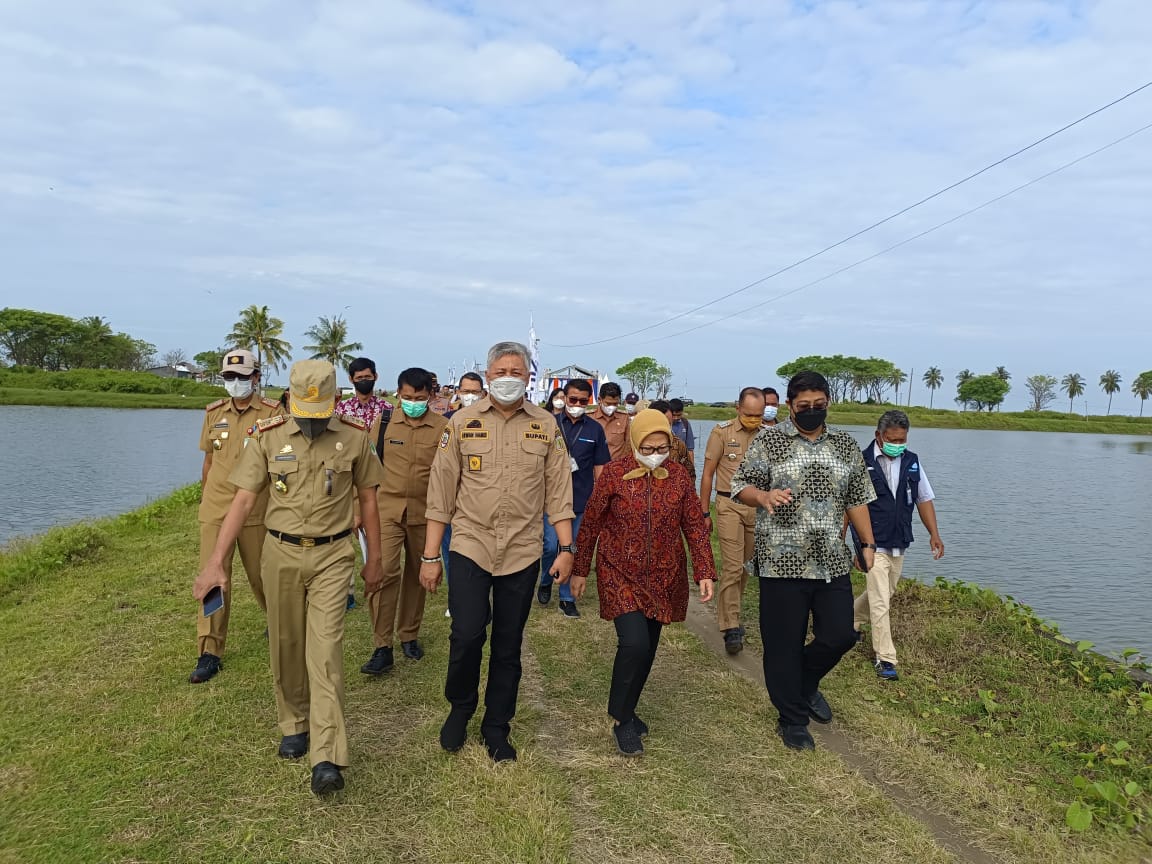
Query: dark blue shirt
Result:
<box><xmin>555</xmin><ymin>413</ymin><xmax>611</xmax><ymax>513</ymax></box>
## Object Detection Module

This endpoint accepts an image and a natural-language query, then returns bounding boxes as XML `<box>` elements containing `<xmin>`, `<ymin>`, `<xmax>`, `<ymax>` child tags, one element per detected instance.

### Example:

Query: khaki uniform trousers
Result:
<box><xmin>715</xmin><ymin>494</ymin><xmax>756</xmax><ymax>631</ymax></box>
<box><xmin>263</xmin><ymin>533</ymin><xmax>357</xmax><ymax>768</ymax></box>
<box><xmin>367</xmin><ymin>521</ymin><xmax>428</xmax><ymax>648</ymax></box>
<box><xmin>197</xmin><ymin>522</ymin><xmax>268</xmax><ymax>655</ymax></box>
<box><xmin>853</xmin><ymin>552</ymin><xmax>906</xmax><ymax>665</ymax></box>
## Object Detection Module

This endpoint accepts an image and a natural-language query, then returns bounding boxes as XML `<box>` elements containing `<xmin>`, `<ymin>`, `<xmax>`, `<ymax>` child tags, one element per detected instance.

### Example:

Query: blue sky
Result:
<box><xmin>1</xmin><ymin>0</ymin><xmax>1150</xmax><ymax>410</ymax></box>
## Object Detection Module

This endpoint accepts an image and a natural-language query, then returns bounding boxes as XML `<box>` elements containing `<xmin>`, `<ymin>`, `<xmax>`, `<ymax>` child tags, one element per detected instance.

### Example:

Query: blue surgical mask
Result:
<box><xmin>762</xmin><ymin>405</ymin><xmax>778</xmax><ymax>421</ymax></box>
<box><xmin>881</xmin><ymin>441</ymin><xmax>906</xmax><ymax>458</ymax></box>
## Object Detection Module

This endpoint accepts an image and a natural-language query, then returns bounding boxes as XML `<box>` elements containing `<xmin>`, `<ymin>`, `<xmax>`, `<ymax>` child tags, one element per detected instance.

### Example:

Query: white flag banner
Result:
<box><xmin>527</xmin><ymin>321</ymin><xmax>543</xmax><ymax>404</ymax></box>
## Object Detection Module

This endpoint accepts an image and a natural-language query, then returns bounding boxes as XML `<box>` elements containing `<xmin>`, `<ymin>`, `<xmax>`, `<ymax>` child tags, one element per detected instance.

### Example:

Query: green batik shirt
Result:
<box><xmin>729</xmin><ymin>419</ymin><xmax>876</xmax><ymax>581</ymax></box>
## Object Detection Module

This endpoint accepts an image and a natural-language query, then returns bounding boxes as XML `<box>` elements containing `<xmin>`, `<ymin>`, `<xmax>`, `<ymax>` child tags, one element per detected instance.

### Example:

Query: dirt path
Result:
<box><xmin>683</xmin><ymin>597</ymin><xmax>999</xmax><ymax>864</ymax></box>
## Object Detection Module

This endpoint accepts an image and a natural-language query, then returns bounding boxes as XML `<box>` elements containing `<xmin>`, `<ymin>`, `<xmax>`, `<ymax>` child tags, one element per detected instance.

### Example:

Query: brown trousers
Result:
<box><xmin>714</xmin><ymin>494</ymin><xmax>756</xmax><ymax>631</ymax></box>
<box><xmin>263</xmin><ymin>533</ymin><xmax>357</xmax><ymax>768</ymax></box>
<box><xmin>367</xmin><ymin>520</ymin><xmax>428</xmax><ymax>648</ymax></box>
<box><xmin>197</xmin><ymin>522</ymin><xmax>267</xmax><ymax>655</ymax></box>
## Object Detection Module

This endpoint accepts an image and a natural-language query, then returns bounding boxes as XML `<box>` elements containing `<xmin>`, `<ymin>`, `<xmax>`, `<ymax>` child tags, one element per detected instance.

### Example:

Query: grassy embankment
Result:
<box><xmin>0</xmin><ymin>368</ymin><xmax>225</xmax><ymax>410</ymax></box>
<box><xmin>686</xmin><ymin>402</ymin><xmax>1152</xmax><ymax>436</ymax></box>
<box><xmin>2</xmin><ymin>490</ymin><xmax>1150</xmax><ymax>863</ymax></box>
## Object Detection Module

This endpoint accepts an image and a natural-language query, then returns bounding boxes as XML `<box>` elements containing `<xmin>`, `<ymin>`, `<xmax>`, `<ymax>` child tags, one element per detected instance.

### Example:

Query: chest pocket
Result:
<box><xmin>459</xmin><ymin>434</ymin><xmax>493</xmax><ymax>455</ymax></box>
<box><xmin>520</xmin><ymin>437</ymin><xmax>551</xmax><ymax>461</ymax></box>
<box><xmin>268</xmin><ymin>459</ymin><xmax>299</xmax><ymax>495</ymax></box>
<box><xmin>319</xmin><ymin>457</ymin><xmax>354</xmax><ymax>498</ymax></box>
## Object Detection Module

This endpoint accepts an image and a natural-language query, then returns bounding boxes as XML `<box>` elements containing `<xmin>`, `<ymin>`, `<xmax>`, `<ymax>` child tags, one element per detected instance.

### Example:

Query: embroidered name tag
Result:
<box><xmin>213</xmin><ymin>422</ymin><xmax>229</xmax><ymax>428</ymax></box>
<box><xmin>523</xmin><ymin>432</ymin><xmax>551</xmax><ymax>442</ymax></box>
<box><xmin>460</xmin><ymin>431</ymin><xmax>489</xmax><ymax>440</ymax></box>
<box><xmin>274</xmin><ymin>455</ymin><xmax>297</xmax><ymax>461</ymax></box>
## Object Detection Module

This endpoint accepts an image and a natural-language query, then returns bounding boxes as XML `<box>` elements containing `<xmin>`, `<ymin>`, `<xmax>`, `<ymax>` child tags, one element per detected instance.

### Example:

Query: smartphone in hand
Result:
<box><xmin>202</xmin><ymin>586</ymin><xmax>224</xmax><ymax>617</ymax></box>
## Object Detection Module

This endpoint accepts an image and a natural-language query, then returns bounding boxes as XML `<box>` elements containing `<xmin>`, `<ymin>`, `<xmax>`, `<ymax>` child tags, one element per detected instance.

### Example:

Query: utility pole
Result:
<box><xmin>907</xmin><ymin>367</ymin><xmax>914</xmax><ymax>407</ymax></box>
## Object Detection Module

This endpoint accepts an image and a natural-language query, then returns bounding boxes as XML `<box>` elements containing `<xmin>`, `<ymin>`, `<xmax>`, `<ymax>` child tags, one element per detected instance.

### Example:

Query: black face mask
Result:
<box><xmin>353</xmin><ymin>379</ymin><xmax>375</xmax><ymax>396</ymax></box>
<box><xmin>295</xmin><ymin>417</ymin><xmax>331</xmax><ymax>439</ymax></box>
<box><xmin>792</xmin><ymin>407</ymin><xmax>827</xmax><ymax>433</ymax></box>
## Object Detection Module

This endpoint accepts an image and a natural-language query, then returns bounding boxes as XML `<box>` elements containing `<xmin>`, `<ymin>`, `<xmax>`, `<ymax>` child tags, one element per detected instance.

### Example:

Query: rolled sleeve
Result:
<box><xmin>729</xmin><ymin>434</ymin><xmax>771</xmax><ymax>499</ymax></box>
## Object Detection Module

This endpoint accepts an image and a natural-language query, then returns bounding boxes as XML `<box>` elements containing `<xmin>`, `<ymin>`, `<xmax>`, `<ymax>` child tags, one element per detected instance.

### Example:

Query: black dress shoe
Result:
<box><xmin>440</xmin><ymin>709</ymin><xmax>471</xmax><ymax>753</ymax></box>
<box><xmin>777</xmin><ymin>721</ymin><xmax>816</xmax><ymax>751</ymax></box>
<box><xmin>278</xmin><ymin>732</ymin><xmax>309</xmax><ymax>759</ymax></box>
<box><xmin>807</xmin><ymin>691</ymin><xmax>833</xmax><ymax>724</ymax></box>
<box><xmin>360</xmin><ymin>646</ymin><xmax>394</xmax><ymax>675</ymax></box>
<box><xmin>723</xmin><ymin>628</ymin><xmax>743</xmax><ymax>655</ymax></box>
<box><xmin>189</xmin><ymin>652</ymin><xmax>221</xmax><ymax>684</ymax></box>
<box><xmin>311</xmin><ymin>761</ymin><xmax>344</xmax><ymax>796</ymax></box>
<box><xmin>401</xmin><ymin>640</ymin><xmax>424</xmax><ymax>661</ymax></box>
<box><xmin>612</xmin><ymin>720</ymin><xmax>644</xmax><ymax>757</ymax></box>
<box><xmin>484</xmin><ymin>734</ymin><xmax>517</xmax><ymax>763</ymax></box>
<box><xmin>558</xmin><ymin>600</ymin><xmax>580</xmax><ymax>618</ymax></box>
<box><xmin>537</xmin><ymin>585</ymin><xmax>552</xmax><ymax>605</ymax></box>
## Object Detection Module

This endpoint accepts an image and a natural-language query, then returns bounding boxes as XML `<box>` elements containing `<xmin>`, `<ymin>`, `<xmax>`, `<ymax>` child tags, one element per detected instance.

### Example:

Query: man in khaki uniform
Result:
<box><xmin>420</xmin><ymin>341</ymin><xmax>575</xmax><ymax>763</ymax></box>
<box><xmin>589</xmin><ymin>381</ymin><xmax>630</xmax><ymax>461</ymax></box>
<box><xmin>699</xmin><ymin>387</ymin><xmax>766</xmax><ymax>655</ymax></box>
<box><xmin>190</xmin><ymin>349</ymin><xmax>281</xmax><ymax>684</ymax></box>
<box><xmin>361</xmin><ymin>367</ymin><xmax>449</xmax><ymax>675</ymax></box>
<box><xmin>194</xmin><ymin>360</ymin><xmax>386</xmax><ymax>797</ymax></box>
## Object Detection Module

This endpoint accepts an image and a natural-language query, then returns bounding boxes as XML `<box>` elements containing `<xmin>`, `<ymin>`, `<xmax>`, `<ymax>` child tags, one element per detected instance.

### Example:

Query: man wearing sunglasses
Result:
<box><xmin>537</xmin><ymin>379</ymin><xmax>611</xmax><ymax>617</ymax></box>
<box><xmin>190</xmin><ymin>350</ymin><xmax>282</xmax><ymax>684</ymax></box>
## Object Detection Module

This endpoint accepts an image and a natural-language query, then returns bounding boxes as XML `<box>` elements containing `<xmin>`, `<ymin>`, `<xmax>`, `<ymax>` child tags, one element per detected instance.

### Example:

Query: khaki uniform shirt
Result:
<box><xmin>368</xmin><ymin>409</ymin><xmax>449</xmax><ymax>526</ymax></box>
<box><xmin>590</xmin><ymin>406</ymin><xmax>631</xmax><ymax>461</ymax></box>
<box><xmin>426</xmin><ymin>396</ymin><xmax>576</xmax><ymax>576</ymax></box>
<box><xmin>703</xmin><ymin>420</ymin><xmax>761</xmax><ymax>493</ymax></box>
<box><xmin>230</xmin><ymin>415</ymin><xmax>386</xmax><ymax>537</ymax></box>
<box><xmin>198</xmin><ymin>396</ymin><xmax>282</xmax><ymax>526</ymax></box>
<box><xmin>427</xmin><ymin>395</ymin><xmax>451</xmax><ymax>416</ymax></box>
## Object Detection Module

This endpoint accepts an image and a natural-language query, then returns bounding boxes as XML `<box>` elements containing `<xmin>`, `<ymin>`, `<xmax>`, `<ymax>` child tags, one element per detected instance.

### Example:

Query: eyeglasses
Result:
<box><xmin>792</xmin><ymin>401</ymin><xmax>829</xmax><ymax>412</ymax></box>
<box><xmin>637</xmin><ymin>445</ymin><xmax>671</xmax><ymax>456</ymax></box>
<box><xmin>221</xmin><ymin>372</ymin><xmax>253</xmax><ymax>381</ymax></box>
<box><xmin>566</xmin><ymin>396</ymin><xmax>590</xmax><ymax>406</ymax></box>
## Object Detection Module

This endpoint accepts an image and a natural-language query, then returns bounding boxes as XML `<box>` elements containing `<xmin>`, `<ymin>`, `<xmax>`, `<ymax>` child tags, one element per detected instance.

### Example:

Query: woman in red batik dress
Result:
<box><xmin>570</xmin><ymin>409</ymin><xmax>716</xmax><ymax>757</ymax></box>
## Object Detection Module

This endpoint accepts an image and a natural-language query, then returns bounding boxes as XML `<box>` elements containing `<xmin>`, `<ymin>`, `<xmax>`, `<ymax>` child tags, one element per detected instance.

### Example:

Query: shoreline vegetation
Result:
<box><xmin>1</xmin><ymin>488</ymin><xmax>1149</xmax><ymax>862</ymax></box>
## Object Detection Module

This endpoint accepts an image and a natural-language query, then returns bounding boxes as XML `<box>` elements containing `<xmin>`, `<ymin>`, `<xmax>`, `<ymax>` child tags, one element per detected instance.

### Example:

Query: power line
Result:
<box><xmin>636</xmin><ymin>120</ymin><xmax>1152</xmax><ymax>345</ymax></box>
<box><xmin>548</xmin><ymin>78</ymin><xmax>1152</xmax><ymax>349</ymax></box>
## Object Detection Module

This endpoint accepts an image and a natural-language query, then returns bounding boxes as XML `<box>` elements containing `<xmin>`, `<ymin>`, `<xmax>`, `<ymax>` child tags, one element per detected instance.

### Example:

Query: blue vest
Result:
<box><xmin>862</xmin><ymin>444</ymin><xmax>920</xmax><ymax>549</ymax></box>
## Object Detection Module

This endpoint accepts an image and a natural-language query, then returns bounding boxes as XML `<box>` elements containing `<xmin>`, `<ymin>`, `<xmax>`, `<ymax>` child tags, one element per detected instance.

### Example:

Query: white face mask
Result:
<box><xmin>225</xmin><ymin>378</ymin><xmax>253</xmax><ymax>399</ymax></box>
<box><xmin>625</xmin><ymin>403</ymin><xmax>637</xmax><ymax>414</ymax></box>
<box><xmin>566</xmin><ymin>405</ymin><xmax>586</xmax><ymax>419</ymax></box>
<box><xmin>552</xmin><ymin>397</ymin><xmax>565</xmax><ymax>410</ymax></box>
<box><xmin>458</xmin><ymin>392</ymin><xmax>482</xmax><ymax>408</ymax></box>
<box><xmin>763</xmin><ymin>405</ymin><xmax>779</xmax><ymax>421</ymax></box>
<box><xmin>602</xmin><ymin>405</ymin><xmax>617</xmax><ymax>416</ymax></box>
<box><xmin>633</xmin><ymin>450</ymin><xmax>669</xmax><ymax>470</ymax></box>
<box><xmin>489</xmin><ymin>377</ymin><xmax>527</xmax><ymax>405</ymax></box>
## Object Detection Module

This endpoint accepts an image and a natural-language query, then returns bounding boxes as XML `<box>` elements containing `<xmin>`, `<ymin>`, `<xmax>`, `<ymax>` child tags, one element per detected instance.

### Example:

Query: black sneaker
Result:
<box><xmin>537</xmin><ymin>585</ymin><xmax>552</xmax><ymax>605</ymax></box>
<box><xmin>484</xmin><ymin>734</ymin><xmax>517</xmax><ymax>763</ymax></box>
<box><xmin>723</xmin><ymin>628</ymin><xmax>743</xmax><ymax>655</ymax></box>
<box><xmin>401</xmin><ymin>640</ymin><xmax>424</xmax><ymax>661</ymax></box>
<box><xmin>613</xmin><ymin>719</ymin><xmax>644</xmax><ymax>757</ymax></box>
<box><xmin>633</xmin><ymin>715</ymin><xmax>649</xmax><ymax>738</ymax></box>
<box><xmin>559</xmin><ymin>600</ymin><xmax>580</xmax><ymax>618</ymax></box>
<box><xmin>311</xmin><ymin>761</ymin><xmax>344</xmax><ymax>796</ymax></box>
<box><xmin>777</xmin><ymin>721</ymin><xmax>816</xmax><ymax>751</ymax></box>
<box><xmin>278</xmin><ymin>732</ymin><xmax>309</xmax><ymax>759</ymax></box>
<box><xmin>440</xmin><ymin>709</ymin><xmax>471</xmax><ymax>753</ymax></box>
<box><xmin>360</xmin><ymin>646</ymin><xmax>394</xmax><ymax>675</ymax></box>
<box><xmin>806</xmin><ymin>691</ymin><xmax>833</xmax><ymax>724</ymax></box>
<box><xmin>189</xmin><ymin>652</ymin><xmax>221</xmax><ymax>684</ymax></box>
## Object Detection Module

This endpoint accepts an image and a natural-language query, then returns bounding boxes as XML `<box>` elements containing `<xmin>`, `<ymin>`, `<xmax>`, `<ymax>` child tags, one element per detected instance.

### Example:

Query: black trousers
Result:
<box><xmin>444</xmin><ymin>553</ymin><xmax>538</xmax><ymax>740</ymax></box>
<box><xmin>608</xmin><ymin>611</ymin><xmax>664</xmax><ymax>724</ymax></box>
<box><xmin>759</xmin><ymin>573</ymin><xmax>857</xmax><ymax>726</ymax></box>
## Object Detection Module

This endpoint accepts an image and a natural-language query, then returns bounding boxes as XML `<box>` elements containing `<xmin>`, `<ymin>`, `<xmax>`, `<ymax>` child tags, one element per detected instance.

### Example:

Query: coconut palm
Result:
<box><xmin>922</xmin><ymin>366</ymin><xmax>943</xmax><ymax>408</ymax></box>
<box><xmin>955</xmin><ymin>369</ymin><xmax>974</xmax><ymax>410</ymax></box>
<box><xmin>1133</xmin><ymin>372</ymin><xmax>1152</xmax><ymax>417</ymax></box>
<box><xmin>303</xmin><ymin>315</ymin><xmax>363</xmax><ymax>369</ymax></box>
<box><xmin>226</xmin><ymin>304</ymin><xmax>293</xmax><ymax>378</ymax></box>
<box><xmin>994</xmin><ymin>366</ymin><xmax>1011</xmax><ymax>382</ymax></box>
<box><xmin>1061</xmin><ymin>372</ymin><xmax>1085</xmax><ymax>414</ymax></box>
<box><xmin>1099</xmin><ymin>370</ymin><xmax>1122</xmax><ymax>415</ymax></box>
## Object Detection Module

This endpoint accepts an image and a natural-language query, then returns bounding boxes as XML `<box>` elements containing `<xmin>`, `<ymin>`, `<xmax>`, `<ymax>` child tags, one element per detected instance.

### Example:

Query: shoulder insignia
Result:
<box><xmin>206</xmin><ymin>398</ymin><xmax>227</xmax><ymax>411</ymax></box>
<box><xmin>553</xmin><ymin>431</ymin><xmax>567</xmax><ymax>452</ymax></box>
<box><xmin>439</xmin><ymin>427</ymin><xmax>452</xmax><ymax>450</ymax></box>
<box><xmin>339</xmin><ymin>415</ymin><xmax>367</xmax><ymax>430</ymax></box>
<box><xmin>718</xmin><ymin>420</ymin><xmax>732</xmax><ymax>429</ymax></box>
<box><xmin>256</xmin><ymin>415</ymin><xmax>287</xmax><ymax>432</ymax></box>
<box><xmin>260</xmin><ymin>397</ymin><xmax>280</xmax><ymax>409</ymax></box>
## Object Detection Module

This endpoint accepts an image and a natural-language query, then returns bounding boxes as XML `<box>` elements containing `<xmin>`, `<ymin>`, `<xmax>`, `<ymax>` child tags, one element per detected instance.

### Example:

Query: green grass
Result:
<box><xmin>685</xmin><ymin>403</ymin><xmax>1152</xmax><ymax>436</ymax></box>
<box><xmin>0</xmin><ymin>387</ymin><xmax>220</xmax><ymax>409</ymax></box>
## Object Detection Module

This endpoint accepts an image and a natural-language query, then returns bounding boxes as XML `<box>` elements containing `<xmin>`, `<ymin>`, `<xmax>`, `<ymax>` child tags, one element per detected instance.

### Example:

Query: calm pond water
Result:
<box><xmin>3</xmin><ymin>407</ymin><xmax>1149</xmax><ymax>656</ymax></box>
<box><xmin>690</xmin><ymin>420</ymin><xmax>1152</xmax><ymax>658</ymax></box>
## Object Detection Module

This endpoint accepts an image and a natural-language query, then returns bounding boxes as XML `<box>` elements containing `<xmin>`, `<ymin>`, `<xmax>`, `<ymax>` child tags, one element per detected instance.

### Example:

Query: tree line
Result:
<box><xmin>0</xmin><ymin>308</ymin><xmax>157</xmax><ymax>372</ymax></box>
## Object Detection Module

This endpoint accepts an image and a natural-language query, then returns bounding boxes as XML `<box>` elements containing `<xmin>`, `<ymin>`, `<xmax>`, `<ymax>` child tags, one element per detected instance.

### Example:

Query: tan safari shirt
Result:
<box><xmin>590</xmin><ymin>406</ymin><xmax>631</xmax><ymax>461</ymax></box>
<box><xmin>198</xmin><ymin>396</ymin><xmax>281</xmax><ymax>526</ymax></box>
<box><xmin>368</xmin><ymin>409</ymin><xmax>449</xmax><ymax>526</ymax></box>
<box><xmin>230</xmin><ymin>415</ymin><xmax>386</xmax><ymax>537</ymax></box>
<box><xmin>703</xmin><ymin>420</ymin><xmax>761</xmax><ymax>494</ymax></box>
<box><xmin>425</xmin><ymin>396</ymin><xmax>575</xmax><ymax>576</ymax></box>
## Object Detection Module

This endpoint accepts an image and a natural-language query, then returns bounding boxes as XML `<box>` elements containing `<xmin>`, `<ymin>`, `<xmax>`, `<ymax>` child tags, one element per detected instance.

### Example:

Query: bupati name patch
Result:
<box><xmin>523</xmin><ymin>432</ymin><xmax>551</xmax><ymax>442</ymax></box>
<box><xmin>460</xmin><ymin>430</ymin><xmax>489</xmax><ymax>440</ymax></box>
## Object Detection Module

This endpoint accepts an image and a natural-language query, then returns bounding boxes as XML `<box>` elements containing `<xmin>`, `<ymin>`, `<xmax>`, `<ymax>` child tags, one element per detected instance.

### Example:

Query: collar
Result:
<box><xmin>478</xmin><ymin>397</ymin><xmax>528</xmax><ymax>417</ymax></box>
<box><xmin>780</xmin><ymin>418</ymin><xmax>827</xmax><ymax>443</ymax></box>
<box><xmin>402</xmin><ymin>410</ymin><xmax>436</xmax><ymax>428</ymax></box>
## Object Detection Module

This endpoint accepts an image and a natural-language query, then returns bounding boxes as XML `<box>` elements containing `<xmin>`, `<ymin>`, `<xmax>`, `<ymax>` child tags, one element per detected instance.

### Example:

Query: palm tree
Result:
<box><xmin>1061</xmin><ymin>372</ymin><xmax>1085</xmax><ymax>414</ymax></box>
<box><xmin>1133</xmin><ymin>372</ymin><xmax>1152</xmax><ymax>417</ymax></box>
<box><xmin>227</xmin><ymin>304</ymin><xmax>293</xmax><ymax>378</ymax></box>
<box><xmin>955</xmin><ymin>369</ymin><xmax>974</xmax><ymax>410</ymax></box>
<box><xmin>303</xmin><ymin>315</ymin><xmax>363</xmax><ymax>369</ymax></box>
<box><xmin>1098</xmin><ymin>370</ymin><xmax>1122</xmax><ymax>415</ymax></box>
<box><xmin>922</xmin><ymin>366</ymin><xmax>943</xmax><ymax>408</ymax></box>
<box><xmin>994</xmin><ymin>366</ymin><xmax>1011</xmax><ymax>382</ymax></box>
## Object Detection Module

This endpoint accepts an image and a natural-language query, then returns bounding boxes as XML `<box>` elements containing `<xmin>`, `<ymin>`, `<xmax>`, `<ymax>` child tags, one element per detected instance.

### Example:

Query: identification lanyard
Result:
<box><xmin>562</xmin><ymin>416</ymin><xmax>586</xmax><ymax>472</ymax></box>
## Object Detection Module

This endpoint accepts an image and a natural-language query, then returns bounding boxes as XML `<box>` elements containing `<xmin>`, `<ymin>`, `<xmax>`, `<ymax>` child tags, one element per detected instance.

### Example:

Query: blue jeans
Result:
<box><xmin>539</xmin><ymin>512</ymin><xmax>582</xmax><ymax>603</ymax></box>
<box><xmin>441</xmin><ymin>524</ymin><xmax>452</xmax><ymax>583</ymax></box>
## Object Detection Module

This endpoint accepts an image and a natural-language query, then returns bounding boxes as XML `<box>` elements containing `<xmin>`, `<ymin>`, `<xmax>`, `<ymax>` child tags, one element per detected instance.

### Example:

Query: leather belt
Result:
<box><xmin>715</xmin><ymin>490</ymin><xmax>732</xmax><ymax>498</ymax></box>
<box><xmin>268</xmin><ymin>528</ymin><xmax>352</xmax><ymax>548</ymax></box>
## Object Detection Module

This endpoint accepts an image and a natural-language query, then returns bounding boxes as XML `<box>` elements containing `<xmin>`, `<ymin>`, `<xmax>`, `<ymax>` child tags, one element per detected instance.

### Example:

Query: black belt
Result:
<box><xmin>268</xmin><ymin>528</ymin><xmax>352</xmax><ymax>548</ymax></box>
<box><xmin>715</xmin><ymin>490</ymin><xmax>732</xmax><ymax>498</ymax></box>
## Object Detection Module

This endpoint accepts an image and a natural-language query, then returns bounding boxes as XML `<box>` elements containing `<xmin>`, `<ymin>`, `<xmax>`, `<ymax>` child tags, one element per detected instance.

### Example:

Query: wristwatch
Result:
<box><xmin>558</xmin><ymin>543</ymin><xmax>578</xmax><ymax>555</ymax></box>
<box><xmin>861</xmin><ymin>543</ymin><xmax>877</xmax><ymax>550</ymax></box>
